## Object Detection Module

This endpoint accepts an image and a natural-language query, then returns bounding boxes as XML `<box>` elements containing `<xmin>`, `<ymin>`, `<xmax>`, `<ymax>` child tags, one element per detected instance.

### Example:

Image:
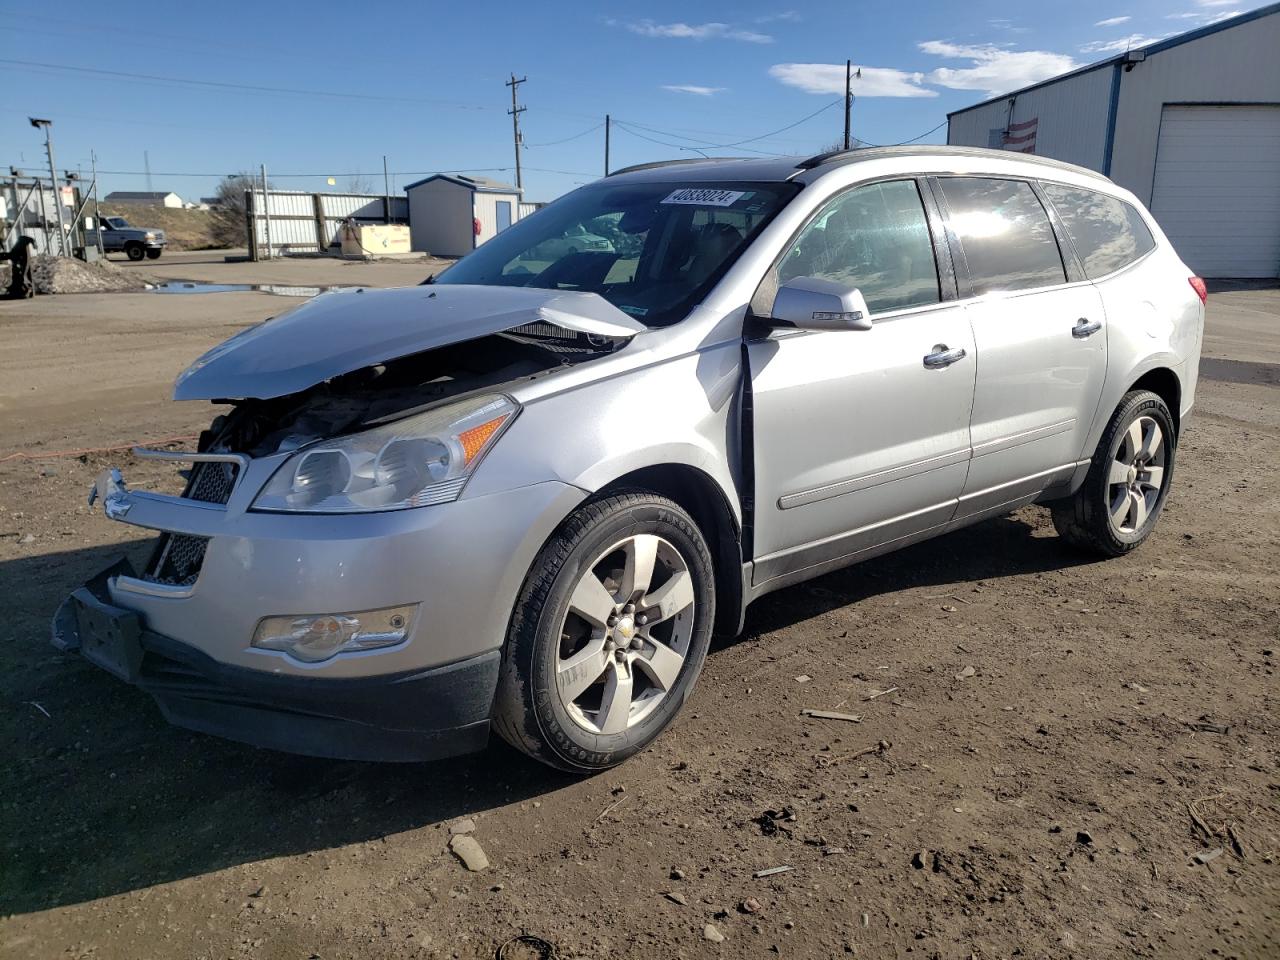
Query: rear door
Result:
<box><xmin>933</xmin><ymin>176</ymin><xmax>1107</xmax><ymax>514</ymax></box>
<box><xmin>747</xmin><ymin>178</ymin><xmax>975</xmax><ymax>589</ymax></box>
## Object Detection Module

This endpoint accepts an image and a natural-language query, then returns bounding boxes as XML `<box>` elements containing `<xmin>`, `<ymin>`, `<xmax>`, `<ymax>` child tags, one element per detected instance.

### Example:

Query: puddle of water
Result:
<box><xmin>148</xmin><ymin>281</ymin><xmax>344</xmax><ymax>297</ymax></box>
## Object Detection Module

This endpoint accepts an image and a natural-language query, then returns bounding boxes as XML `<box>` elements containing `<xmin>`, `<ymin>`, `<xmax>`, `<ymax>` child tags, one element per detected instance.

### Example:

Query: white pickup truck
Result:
<box><xmin>94</xmin><ymin>216</ymin><xmax>166</xmax><ymax>260</ymax></box>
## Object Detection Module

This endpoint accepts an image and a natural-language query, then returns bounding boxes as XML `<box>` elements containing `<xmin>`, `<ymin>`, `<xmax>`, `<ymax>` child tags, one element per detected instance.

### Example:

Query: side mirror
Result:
<box><xmin>770</xmin><ymin>276</ymin><xmax>872</xmax><ymax>331</ymax></box>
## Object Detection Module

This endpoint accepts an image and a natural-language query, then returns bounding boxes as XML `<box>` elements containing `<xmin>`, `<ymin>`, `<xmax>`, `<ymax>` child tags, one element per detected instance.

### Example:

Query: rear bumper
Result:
<box><xmin>52</xmin><ymin>560</ymin><xmax>497</xmax><ymax>762</ymax></box>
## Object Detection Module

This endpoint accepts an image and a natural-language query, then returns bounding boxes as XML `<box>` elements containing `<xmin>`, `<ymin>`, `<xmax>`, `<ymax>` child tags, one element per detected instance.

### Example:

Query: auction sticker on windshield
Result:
<box><xmin>662</xmin><ymin>188</ymin><xmax>747</xmax><ymax>206</ymax></box>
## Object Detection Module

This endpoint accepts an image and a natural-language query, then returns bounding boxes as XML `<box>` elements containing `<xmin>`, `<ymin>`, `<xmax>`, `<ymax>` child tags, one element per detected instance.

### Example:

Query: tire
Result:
<box><xmin>145</xmin><ymin>248</ymin><xmax>162</xmax><ymax>260</ymax></box>
<box><xmin>493</xmin><ymin>491</ymin><xmax>715</xmax><ymax>772</ymax></box>
<box><xmin>1051</xmin><ymin>389</ymin><xmax>1176</xmax><ymax>557</ymax></box>
<box><xmin>124</xmin><ymin>242</ymin><xmax>145</xmax><ymax>261</ymax></box>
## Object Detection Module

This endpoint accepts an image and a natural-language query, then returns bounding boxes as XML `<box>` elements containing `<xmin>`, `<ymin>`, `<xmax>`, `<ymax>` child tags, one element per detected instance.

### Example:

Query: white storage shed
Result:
<box><xmin>404</xmin><ymin>174</ymin><xmax>522</xmax><ymax>257</ymax></box>
<box><xmin>946</xmin><ymin>4</ymin><xmax>1280</xmax><ymax>278</ymax></box>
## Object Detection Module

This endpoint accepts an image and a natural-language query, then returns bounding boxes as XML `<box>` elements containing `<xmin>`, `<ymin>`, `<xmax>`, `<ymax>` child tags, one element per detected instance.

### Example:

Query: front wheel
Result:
<box><xmin>1051</xmin><ymin>389</ymin><xmax>1176</xmax><ymax>556</ymax></box>
<box><xmin>145</xmin><ymin>248</ymin><xmax>162</xmax><ymax>260</ymax></box>
<box><xmin>493</xmin><ymin>492</ymin><xmax>715</xmax><ymax>772</ymax></box>
<box><xmin>124</xmin><ymin>242</ymin><xmax>145</xmax><ymax>261</ymax></box>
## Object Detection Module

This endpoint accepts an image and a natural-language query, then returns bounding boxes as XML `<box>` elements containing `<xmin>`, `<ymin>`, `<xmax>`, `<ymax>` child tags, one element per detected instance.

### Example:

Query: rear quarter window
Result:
<box><xmin>1042</xmin><ymin>183</ymin><xmax>1156</xmax><ymax>278</ymax></box>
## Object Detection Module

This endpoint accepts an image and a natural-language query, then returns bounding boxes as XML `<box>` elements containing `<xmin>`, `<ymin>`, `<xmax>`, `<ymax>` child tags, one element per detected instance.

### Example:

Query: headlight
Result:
<box><xmin>252</xmin><ymin>394</ymin><xmax>517</xmax><ymax>513</ymax></box>
<box><xmin>252</xmin><ymin>605</ymin><xmax>416</xmax><ymax>662</ymax></box>
<box><xmin>144</xmin><ymin>232</ymin><xmax>156</xmax><ymax>241</ymax></box>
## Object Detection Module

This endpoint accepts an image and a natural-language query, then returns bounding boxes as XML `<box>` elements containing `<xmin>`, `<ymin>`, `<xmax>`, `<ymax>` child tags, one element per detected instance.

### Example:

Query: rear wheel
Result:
<box><xmin>493</xmin><ymin>492</ymin><xmax>715</xmax><ymax>772</ymax></box>
<box><xmin>124</xmin><ymin>242</ymin><xmax>145</xmax><ymax>261</ymax></box>
<box><xmin>1051</xmin><ymin>389</ymin><xmax>1176</xmax><ymax>556</ymax></box>
<box><xmin>145</xmin><ymin>248</ymin><xmax>162</xmax><ymax>260</ymax></box>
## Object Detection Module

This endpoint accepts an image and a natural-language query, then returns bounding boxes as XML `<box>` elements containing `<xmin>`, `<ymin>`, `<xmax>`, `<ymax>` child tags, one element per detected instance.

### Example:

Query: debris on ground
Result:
<box><xmin>1186</xmin><ymin>718</ymin><xmax>1230</xmax><ymax>734</ymax></box>
<box><xmin>1076</xmin><ymin>830</ymin><xmax>1094</xmax><ymax>846</ymax></box>
<box><xmin>740</xmin><ymin>897</ymin><xmax>762</xmax><ymax>914</ymax></box>
<box><xmin>1192</xmin><ymin>848</ymin><xmax>1224</xmax><ymax>866</ymax></box>
<box><xmin>448</xmin><ymin>817</ymin><xmax>476</xmax><ymax>835</ymax></box>
<box><xmin>703</xmin><ymin>923</ymin><xmax>727</xmax><ymax>942</ymax></box>
<box><xmin>801</xmin><ymin>708</ymin><xmax>862</xmax><ymax>723</ymax></box>
<box><xmin>756</xmin><ymin>806</ymin><xmax>798</xmax><ymax>837</ymax></box>
<box><xmin>18</xmin><ymin>255</ymin><xmax>156</xmax><ymax>295</ymax></box>
<box><xmin>753</xmin><ymin>865</ymin><xmax>795</xmax><ymax>879</ymax></box>
<box><xmin>664</xmin><ymin>891</ymin><xmax>688</xmax><ymax>905</ymax></box>
<box><xmin>496</xmin><ymin>934</ymin><xmax>558</xmax><ymax>959</ymax></box>
<box><xmin>448</xmin><ymin>834</ymin><xmax>490</xmax><ymax>871</ymax></box>
<box><xmin>955</xmin><ymin>665</ymin><xmax>977</xmax><ymax>680</ymax></box>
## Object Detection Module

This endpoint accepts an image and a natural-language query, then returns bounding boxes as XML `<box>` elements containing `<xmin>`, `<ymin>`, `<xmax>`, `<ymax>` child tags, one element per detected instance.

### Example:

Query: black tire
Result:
<box><xmin>1051</xmin><ymin>389</ymin><xmax>1176</xmax><ymax>557</ymax></box>
<box><xmin>124</xmin><ymin>242</ymin><xmax>145</xmax><ymax>261</ymax></box>
<box><xmin>493</xmin><ymin>491</ymin><xmax>715</xmax><ymax>772</ymax></box>
<box><xmin>145</xmin><ymin>248</ymin><xmax>162</xmax><ymax>260</ymax></box>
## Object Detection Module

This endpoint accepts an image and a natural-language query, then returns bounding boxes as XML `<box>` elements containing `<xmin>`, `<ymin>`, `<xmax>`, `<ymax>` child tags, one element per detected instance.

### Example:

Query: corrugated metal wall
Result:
<box><xmin>251</xmin><ymin>190</ymin><xmax>409</xmax><ymax>254</ymax></box>
<box><xmin>1109</xmin><ymin>12</ymin><xmax>1280</xmax><ymax>205</ymax></box>
<box><xmin>947</xmin><ymin>65</ymin><xmax>1113</xmax><ymax>172</ymax></box>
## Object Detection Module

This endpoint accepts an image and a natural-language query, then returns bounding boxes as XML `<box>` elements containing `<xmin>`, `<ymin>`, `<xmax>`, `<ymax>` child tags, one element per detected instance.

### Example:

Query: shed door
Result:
<box><xmin>1149</xmin><ymin>104</ymin><xmax>1280</xmax><ymax>279</ymax></box>
<box><xmin>495</xmin><ymin>200</ymin><xmax>512</xmax><ymax>233</ymax></box>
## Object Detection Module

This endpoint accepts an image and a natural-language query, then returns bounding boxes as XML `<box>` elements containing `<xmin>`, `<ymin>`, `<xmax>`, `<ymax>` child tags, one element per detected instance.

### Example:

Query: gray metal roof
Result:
<box><xmin>947</xmin><ymin>2</ymin><xmax>1280</xmax><ymax>117</ymax></box>
<box><xmin>401</xmin><ymin>173</ymin><xmax>521</xmax><ymax>194</ymax></box>
<box><xmin>104</xmin><ymin>191</ymin><xmax>179</xmax><ymax>200</ymax></box>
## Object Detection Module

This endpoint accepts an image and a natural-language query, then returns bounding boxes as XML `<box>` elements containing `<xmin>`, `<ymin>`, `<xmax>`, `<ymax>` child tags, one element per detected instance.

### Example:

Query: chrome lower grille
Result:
<box><xmin>143</xmin><ymin>460</ymin><xmax>238</xmax><ymax>586</ymax></box>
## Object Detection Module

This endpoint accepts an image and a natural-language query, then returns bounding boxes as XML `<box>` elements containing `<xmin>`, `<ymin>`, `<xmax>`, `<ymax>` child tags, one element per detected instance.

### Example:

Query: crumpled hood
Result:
<box><xmin>173</xmin><ymin>284</ymin><xmax>647</xmax><ymax>401</ymax></box>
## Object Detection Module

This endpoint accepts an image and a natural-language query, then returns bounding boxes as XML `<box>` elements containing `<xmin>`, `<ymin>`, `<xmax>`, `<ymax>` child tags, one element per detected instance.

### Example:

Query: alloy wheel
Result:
<box><xmin>1107</xmin><ymin>415</ymin><xmax>1167</xmax><ymax>534</ymax></box>
<box><xmin>555</xmin><ymin>534</ymin><xmax>696</xmax><ymax>735</ymax></box>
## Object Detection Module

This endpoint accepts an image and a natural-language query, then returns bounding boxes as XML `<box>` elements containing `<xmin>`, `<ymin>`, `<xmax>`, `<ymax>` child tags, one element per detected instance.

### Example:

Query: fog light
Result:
<box><xmin>251</xmin><ymin>604</ymin><xmax>417</xmax><ymax>663</ymax></box>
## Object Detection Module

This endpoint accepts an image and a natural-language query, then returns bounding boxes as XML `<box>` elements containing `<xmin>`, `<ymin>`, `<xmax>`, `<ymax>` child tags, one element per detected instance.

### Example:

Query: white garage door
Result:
<box><xmin>1149</xmin><ymin>104</ymin><xmax>1280</xmax><ymax>278</ymax></box>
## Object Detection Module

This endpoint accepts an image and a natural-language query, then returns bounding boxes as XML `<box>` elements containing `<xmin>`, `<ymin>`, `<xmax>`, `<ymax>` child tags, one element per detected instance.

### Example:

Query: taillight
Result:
<box><xmin>1188</xmin><ymin>276</ymin><xmax>1207</xmax><ymax>304</ymax></box>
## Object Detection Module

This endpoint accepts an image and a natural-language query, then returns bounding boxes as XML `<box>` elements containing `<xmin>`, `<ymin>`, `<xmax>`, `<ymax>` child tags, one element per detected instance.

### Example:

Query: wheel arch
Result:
<box><xmin>595</xmin><ymin>463</ymin><xmax>746</xmax><ymax>638</ymax></box>
<box><xmin>1129</xmin><ymin>366</ymin><xmax>1182</xmax><ymax>436</ymax></box>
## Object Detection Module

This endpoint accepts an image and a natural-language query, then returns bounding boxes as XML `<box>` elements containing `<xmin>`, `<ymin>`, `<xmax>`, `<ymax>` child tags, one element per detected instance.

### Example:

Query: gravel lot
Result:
<box><xmin>1</xmin><ymin>260</ymin><xmax>1276</xmax><ymax>960</ymax></box>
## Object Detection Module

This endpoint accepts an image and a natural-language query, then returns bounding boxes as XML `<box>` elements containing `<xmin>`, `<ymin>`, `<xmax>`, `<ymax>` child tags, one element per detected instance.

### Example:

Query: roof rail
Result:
<box><xmin>795</xmin><ymin>144</ymin><xmax>1110</xmax><ymax>181</ymax></box>
<box><xmin>606</xmin><ymin>157</ymin><xmax>747</xmax><ymax>177</ymax></box>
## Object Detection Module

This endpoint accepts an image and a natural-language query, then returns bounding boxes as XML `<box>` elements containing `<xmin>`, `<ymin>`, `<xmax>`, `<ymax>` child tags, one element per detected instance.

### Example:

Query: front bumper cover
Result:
<box><xmin>52</xmin><ymin>559</ymin><xmax>497</xmax><ymax>762</ymax></box>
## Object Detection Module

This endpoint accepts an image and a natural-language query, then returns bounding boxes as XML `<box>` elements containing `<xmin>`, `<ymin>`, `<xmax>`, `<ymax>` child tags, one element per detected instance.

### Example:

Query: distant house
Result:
<box><xmin>105</xmin><ymin>191</ymin><xmax>184</xmax><ymax>209</ymax></box>
<box><xmin>403</xmin><ymin>174</ymin><xmax>522</xmax><ymax>257</ymax></box>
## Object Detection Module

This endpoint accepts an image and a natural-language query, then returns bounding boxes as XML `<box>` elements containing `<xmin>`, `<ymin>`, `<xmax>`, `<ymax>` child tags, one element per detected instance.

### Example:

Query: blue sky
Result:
<box><xmin>1</xmin><ymin>0</ymin><xmax>1255</xmax><ymax>202</ymax></box>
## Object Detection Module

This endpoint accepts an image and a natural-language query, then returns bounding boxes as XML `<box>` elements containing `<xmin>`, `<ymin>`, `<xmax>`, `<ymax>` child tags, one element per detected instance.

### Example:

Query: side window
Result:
<box><xmin>777</xmin><ymin>179</ymin><xmax>940</xmax><ymax>314</ymax></box>
<box><xmin>938</xmin><ymin>177</ymin><xmax>1066</xmax><ymax>294</ymax></box>
<box><xmin>1042</xmin><ymin>183</ymin><xmax>1156</xmax><ymax>278</ymax></box>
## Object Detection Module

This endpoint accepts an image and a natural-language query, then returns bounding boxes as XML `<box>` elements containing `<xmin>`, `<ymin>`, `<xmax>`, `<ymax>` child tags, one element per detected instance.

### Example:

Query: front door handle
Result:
<box><xmin>1072</xmin><ymin>317</ymin><xmax>1102</xmax><ymax>338</ymax></box>
<box><xmin>923</xmin><ymin>345</ymin><xmax>967</xmax><ymax>369</ymax></box>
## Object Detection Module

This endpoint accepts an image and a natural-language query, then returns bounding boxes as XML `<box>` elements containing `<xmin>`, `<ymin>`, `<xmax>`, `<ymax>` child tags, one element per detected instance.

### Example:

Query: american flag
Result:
<box><xmin>1000</xmin><ymin>117</ymin><xmax>1038</xmax><ymax>154</ymax></box>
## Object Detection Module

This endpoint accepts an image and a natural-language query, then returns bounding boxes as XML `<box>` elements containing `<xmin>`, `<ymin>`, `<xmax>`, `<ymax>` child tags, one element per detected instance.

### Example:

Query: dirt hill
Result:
<box><xmin>95</xmin><ymin>203</ymin><xmax>232</xmax><ymax>251</ymax></box>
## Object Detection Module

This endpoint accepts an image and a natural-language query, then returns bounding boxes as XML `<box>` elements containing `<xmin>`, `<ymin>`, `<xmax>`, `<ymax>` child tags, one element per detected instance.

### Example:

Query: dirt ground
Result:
<box><xmin>0</xmin><ymin>259</ymin><xmax>1276</xmax><ymax>960</ymax></box>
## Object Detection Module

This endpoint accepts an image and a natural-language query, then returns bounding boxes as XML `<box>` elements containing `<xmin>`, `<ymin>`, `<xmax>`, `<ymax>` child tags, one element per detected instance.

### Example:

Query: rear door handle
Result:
<box><xmin>1072</xmin><ymin>317</ymin><xmax>1102</xmax><ymax>338</ymax></box>
<box><xmin>923</xmin><ymin>345</ymin><xmax>967</xmax><ymax>368</ymax></box>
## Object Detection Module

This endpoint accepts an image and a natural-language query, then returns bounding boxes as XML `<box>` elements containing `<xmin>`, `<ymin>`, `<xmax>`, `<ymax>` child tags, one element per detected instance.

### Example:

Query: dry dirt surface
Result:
<box><xmin>0</xmin><ymin>268</ymin><xmax>1277</xmax><ymax>960</ymax></box>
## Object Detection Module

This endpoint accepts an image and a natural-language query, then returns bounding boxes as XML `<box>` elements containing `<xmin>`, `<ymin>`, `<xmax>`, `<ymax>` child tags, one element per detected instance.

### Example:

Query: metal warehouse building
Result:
<box><xmin>404</xmin><ymin>174</ymin><xmax>523</xmax><ymax>257</ymax></box>
<box><xmin>947</xmin><ymin>4</ymin><xmax>1280</xmax><ymax>278</ymax></box>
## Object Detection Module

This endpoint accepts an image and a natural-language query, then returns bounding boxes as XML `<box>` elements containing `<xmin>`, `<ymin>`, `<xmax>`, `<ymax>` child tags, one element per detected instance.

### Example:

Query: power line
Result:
<box><xmin>526</xmin><ymin>121</ymin><xmax>604</xmax><ymax>148</ymax></box>
<box><xmin>854</xmin><ymin>119</ymin><xmax>950</xmax><ymax>148</ymax></box>
<box><xmin>9</xmin><ymin>165</ymin><xmax>599</xmax><ymax>180</ymax></box>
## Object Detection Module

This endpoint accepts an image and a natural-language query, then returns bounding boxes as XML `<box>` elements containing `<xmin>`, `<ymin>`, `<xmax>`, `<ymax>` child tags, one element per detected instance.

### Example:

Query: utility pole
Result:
<box><xmin>843</xmin><ymin>60</ymin><xmax>852</xmax><ymax>150</ymax></box>
<box><xmin>30</xmin><ymin>118</ymin><xmax>68</xmax><ymax>256</ymax></box>
<box><xmin>144</xmin><ymin>150</ymin><xmax>152</xmax><ymax>192</ymax></box>
<box><xmin>383</xmin><ymin>154</ymin><xmax>391</xmax><ymax>224</ymax></box>
<box><xmin>839</xmin><ymin>61</ymin><xmax>860</xmax><ymax>150</ymax></box>
<box><xmin>90</xmin><ymin>150</ymin><xmax>103</xmax><ymax>257</ymax></box>
<box><xmin>604</xmin><ymin>114</ymin><xmax>611</xmax><ymax>176</ymax></box>
<box><xmin>260</xmin><ymin>163</ymin><xmax>273</xmax><ymax>260</ymax></box>
<box><xmin>506</xmin><ymin>73</ymin><xmax>527</xmax><ymax>192</ymax></box>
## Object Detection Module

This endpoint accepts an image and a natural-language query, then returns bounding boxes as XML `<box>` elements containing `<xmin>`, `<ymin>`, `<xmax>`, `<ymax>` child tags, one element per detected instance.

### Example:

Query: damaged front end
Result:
<box><xmin>51</xmin><ymin>284</ymin><xmax>635</xmax><ymax>760</ymax></box>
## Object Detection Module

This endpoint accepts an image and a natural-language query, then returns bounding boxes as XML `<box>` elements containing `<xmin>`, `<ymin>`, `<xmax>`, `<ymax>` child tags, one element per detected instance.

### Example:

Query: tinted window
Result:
<box><xmin>939</xmin><ymin>178</ymin><xmax>1066</xmax><ymax>294</ymax></box>
<box><xmin>1042</xmin><ymin>183</ymin><xmax>1156</xmax><ymax>278</ymax></box>
<box><xmin>436</xmin><ymin>181</ymin><xmax>798</xmax><ymax>327</ymax></box>
<box><xmin>778</xmin><ymin>180</ymin><xmax>940</xmax><ymax>314</ymax></box>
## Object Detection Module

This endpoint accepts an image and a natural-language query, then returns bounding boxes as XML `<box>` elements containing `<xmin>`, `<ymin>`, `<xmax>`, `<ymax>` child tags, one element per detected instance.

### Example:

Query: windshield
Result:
<box><xmin>434</xmin><ymin>181</ymin><xmax>799</xmax><ymax>327</ymax></box>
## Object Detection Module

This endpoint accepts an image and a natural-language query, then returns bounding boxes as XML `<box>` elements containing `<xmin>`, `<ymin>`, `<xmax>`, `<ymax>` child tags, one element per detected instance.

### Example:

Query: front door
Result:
<box><xmin>747</xmin><ymin>179</ymin><xmax>975</xmax><ymax>590</ymax></box>
<box><xmin>933</xmin><ymin>177</ymin><xmax>1108</xmax><ymax>510</ymax></box>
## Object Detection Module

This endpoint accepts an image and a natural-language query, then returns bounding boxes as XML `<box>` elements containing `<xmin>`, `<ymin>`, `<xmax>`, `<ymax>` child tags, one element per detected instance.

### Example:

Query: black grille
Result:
<box><xmin>144</xmin><ymin>460</ymin><xmax>237</xmax><ymax>586</ymax></box>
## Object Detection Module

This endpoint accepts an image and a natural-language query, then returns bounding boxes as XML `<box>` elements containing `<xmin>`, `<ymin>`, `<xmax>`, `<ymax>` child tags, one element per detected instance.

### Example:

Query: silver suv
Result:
<box><xmin>54</xmin><ymin>147</ymin><xmax>1204</xmax><ymax>770</ymax></box>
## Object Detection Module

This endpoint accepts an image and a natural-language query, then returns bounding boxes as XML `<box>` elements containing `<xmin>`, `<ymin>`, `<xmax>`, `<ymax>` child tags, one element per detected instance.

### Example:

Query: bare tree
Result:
<box><xmin>345</xmin><ymin>174</ymin><xmax>375</xmax><ymax>195</ymax></box>
<box><xmin>209</xmin><ymin>172</ymin><xmax>268</xmax><ymax>248</ymax></box>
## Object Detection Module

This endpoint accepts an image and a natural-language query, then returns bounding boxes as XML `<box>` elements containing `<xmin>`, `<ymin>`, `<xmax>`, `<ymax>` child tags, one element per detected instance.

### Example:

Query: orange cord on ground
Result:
<box><xmin>0</xmin><ymin>434</ymin><xmax>200</xmax><ymax>464</ymax></box>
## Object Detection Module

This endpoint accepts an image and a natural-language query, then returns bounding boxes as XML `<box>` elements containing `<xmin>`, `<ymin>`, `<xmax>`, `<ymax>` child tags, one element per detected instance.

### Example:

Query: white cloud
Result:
<box><xmin>1196</xmin><ymin>0</ymin><xmax>1239</xmax><ymax>6</ymax></box>
<box><xmin>918</xmin><ymin>41</ymin><xmax>1078</xmax><ymax>97</ymax></box>
<box><xmin>661</xmin><ymin>84</ymin><xmax>726</xmax><ymax>96</ymax></box>
<box><xmin>769</xmin><ymin>62</ymin><xmax>937</xmax><ymax>98</ymax></box>
<box><xmin>755</xmin><ymin>10</ymin><xmax>801</xmax><ymax>23</ymax></box>
<box><xmin>626</xmin><ymin>20</ymin><xmax>773</xmax><ymax>43</ymax></box>
<box><xmin>1094</xmin><ymin>16</ymin><xmax>1132</xmax><ymax>26</ymax></box>
<box><xmin>1079</xmin><ymin>33</ymin><xmax>1167</xmax><ymax>54</ymax></box>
